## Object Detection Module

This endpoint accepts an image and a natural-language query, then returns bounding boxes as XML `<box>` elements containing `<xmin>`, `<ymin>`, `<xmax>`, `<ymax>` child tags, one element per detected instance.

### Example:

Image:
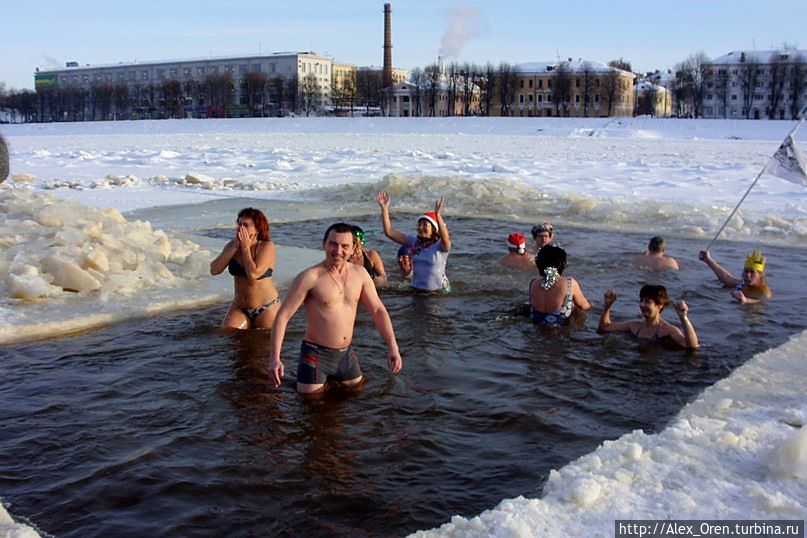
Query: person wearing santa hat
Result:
<box><xmin>376</xmin><ymin>191</ymin><xmax>451</xmax><ymax>292</ymax></box>
<box><xmin>498</xmin><ymin>233</ymin><xmax>536</xmax><ymax>271</ymax></box>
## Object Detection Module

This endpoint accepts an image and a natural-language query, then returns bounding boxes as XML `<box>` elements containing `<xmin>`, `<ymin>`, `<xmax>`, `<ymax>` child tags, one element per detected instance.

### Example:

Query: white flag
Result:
<box><xmin>764</xmin><ymin>134</ymin><xmax>807</xmax><ymax>186</ymax></box>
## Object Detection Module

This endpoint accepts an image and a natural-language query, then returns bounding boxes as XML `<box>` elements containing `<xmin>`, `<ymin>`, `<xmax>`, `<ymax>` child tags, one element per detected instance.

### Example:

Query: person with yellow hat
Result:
<box><xmin>698</xmin><ymin>249</ymin><xmax>772</xmax><ymax>303</ymax></box>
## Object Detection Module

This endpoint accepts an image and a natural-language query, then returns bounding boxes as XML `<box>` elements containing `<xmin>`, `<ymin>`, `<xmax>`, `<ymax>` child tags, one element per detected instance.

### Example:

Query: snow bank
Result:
<box><xmin>0</xmin><ymin>186</ymin><xmax>208</xmax><ymax>303</ymax></box>
<box><xmin>0</xmin><ymin>503</ymin><xmax>38</xmax><ymax>538</ymax></box>
<box><xmin>412</xmin><ymin>331</ymin><xmax>807</xmax><ymax>537</ymax></box>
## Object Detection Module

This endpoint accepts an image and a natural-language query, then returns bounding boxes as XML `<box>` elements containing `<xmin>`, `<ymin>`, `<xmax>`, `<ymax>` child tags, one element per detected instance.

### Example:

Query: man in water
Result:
<box><xmin>498</xmin><ymin>233</ymin><xmax>535</xmax><ymax>271</ymax></box>
<box><xmin>268</xmin><ymin>223</ymin><xmax>402</xmax><ymax>394</ymax></box>
<box><xmin>531</xmin><ymin>222</ymin><xmax>554</xmax><ymax>253</ymax></box>
<box><xmin>633</xmin><ymin>236</ymin><xmax>679</xmax><ymax>271</ymax></box>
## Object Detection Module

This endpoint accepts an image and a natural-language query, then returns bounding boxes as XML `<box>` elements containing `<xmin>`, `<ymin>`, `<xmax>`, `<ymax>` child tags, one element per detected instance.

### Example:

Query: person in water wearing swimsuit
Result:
<box><xmin>698</xmin><ymin>249</ymin><xmax>772</xmax><ymax>304</ymax></box>
<box><xmin>348</xmin><ymin>225</ymin><xmax>387</xmax><ymax>284</ymax></box>
<box><xmin>529</xmin><ymin>245</ymin><xmax>590</xmax><ymax>324</ymax></box>
<box><xmin>377</xmin><ymin>191</ymin><xmax>451</xmax><ymax>292</ymax></box>
<box><xmin>268</xmin><ymin>223</ymin><xmax>402</xmax><ymax>394</ymax></box>
<box><xmin>396</xmin><ymin>245</ymin><xmax>413</xmax><ymax>279</ymax></box>
<box><xmin>530</xmin><ymin>222</ymin><xmax>555</xmax><ymax>254</ymax></box>
<box><xmin>597</xmin><ymin>285</ymin><xmax>699</xmax><ymax>349</ymax></box>
<box><xmin>498</xmin><ymin>233</ymin><xmax>536</xmax><ymax>271</ymax></box>
<box><xmin>210</xmin><ymin>208</ymin><xmax>281</xmax><ymax>329</ymax></box>
<box><xmin>634</xmin><ymin>236</ymin><xmax>680</xmax><ymax>271</ymax></box>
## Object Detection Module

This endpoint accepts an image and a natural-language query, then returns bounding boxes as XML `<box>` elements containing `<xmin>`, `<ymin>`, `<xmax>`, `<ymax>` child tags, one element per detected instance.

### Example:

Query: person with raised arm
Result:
<box><xmin>597</xmin><ymin>285</ymin><xmax>699</xmax><ymax>349</ymax></box>
<box><xmin>210</xmin><ymin>208</ymin><xmax>280</xmax><ymax>329</ymax></box>
<box><xmin>267</xmin><ymin>223</ymin><xmax>402</xmax><ymax>394</ymax></box>
<box><xmin>376</xmin><ymin>191</ymin><xmax>451</xmax><ymax>292</ymax></box>
<box><xmin>698</xmin><ymin>249</ymin><xmax>772</xmax><ymax>304</ymax></box>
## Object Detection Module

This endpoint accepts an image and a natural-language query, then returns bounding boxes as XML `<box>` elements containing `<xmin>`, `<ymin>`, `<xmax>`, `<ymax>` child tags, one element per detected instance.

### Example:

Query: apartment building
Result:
<box><xmin>33</xmin><ymin>51</ymin><xmax>333</xmax><ymax>119</ymax></box>
<box><xmin>702</xmin><ymin>50</ymin><xmax>807</xmax><ymax>120</ymax></box>
<box><xmin>491</xmin><ymin>60</ymin><xmax>635</xmax><ymax>118</ymax></box>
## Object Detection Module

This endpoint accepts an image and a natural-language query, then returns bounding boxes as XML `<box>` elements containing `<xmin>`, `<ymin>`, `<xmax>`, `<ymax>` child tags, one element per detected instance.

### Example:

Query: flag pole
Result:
<box><xmin>704</xmin><ymin>114</ymin><xmax>806</xmax><ymax>252</ymax></box>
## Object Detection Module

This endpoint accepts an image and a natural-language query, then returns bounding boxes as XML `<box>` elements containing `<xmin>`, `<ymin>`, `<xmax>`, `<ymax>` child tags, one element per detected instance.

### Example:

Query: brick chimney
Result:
<box><xmin>383</xmin><ymin>3</ymin><xmax>393</xmax><ymax>89</ymax></box>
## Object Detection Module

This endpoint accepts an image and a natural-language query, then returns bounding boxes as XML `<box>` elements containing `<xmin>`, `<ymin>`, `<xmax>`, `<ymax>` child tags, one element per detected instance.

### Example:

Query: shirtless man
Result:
<box><xmin>634</xmin><ymin>236</ymin><xmax>680</xmax><ymax>271</ymax></box>
<box><xmin>498</xmin><ymin>233</ymin><xmax>536</xmax><ymax>271</ymax></box>
<box><xmin>268</xmin><ymin>223</ymin><xmax>402</xmax><ymax>394</ymax></box>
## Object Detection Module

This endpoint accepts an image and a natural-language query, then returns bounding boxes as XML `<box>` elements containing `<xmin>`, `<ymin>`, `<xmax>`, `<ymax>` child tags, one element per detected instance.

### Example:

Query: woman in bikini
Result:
<box><xmin>349</xmin><ymin>225</ymin><xmax>387</xmax><ymax>284</ymax></box>
<box><xmin>210</xmin><ymin>208</ymin><xmax>280</xmax><ymax>329</ymax></box>
<box><xmin>529</xmin><ymin>245</ymin><xmax>590</xmax><ymax>324</ymax></box>
<box><xmin>597</xmin><ymin>285</ymin><xmax>698</xmax><ymax>349</ymax></box>
<box><xmin>698</xmin><ymin>249</ymin><xmax>771</xmax><ymax>304</ymax></box>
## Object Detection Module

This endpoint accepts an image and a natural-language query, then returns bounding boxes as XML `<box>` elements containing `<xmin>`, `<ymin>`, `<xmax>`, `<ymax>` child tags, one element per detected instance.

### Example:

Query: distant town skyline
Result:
<box><xmin>1</xmin><ymin>0</ymin><xmax>804</xmax><ymax>91</ymax></box>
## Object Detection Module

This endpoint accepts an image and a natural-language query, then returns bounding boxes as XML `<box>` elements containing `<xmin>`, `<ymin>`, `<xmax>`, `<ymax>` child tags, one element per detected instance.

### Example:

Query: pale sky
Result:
<box><xmin>1</xmin><ymin>0</ymin><xmax>804</xmax><ymax>91</ymax></box>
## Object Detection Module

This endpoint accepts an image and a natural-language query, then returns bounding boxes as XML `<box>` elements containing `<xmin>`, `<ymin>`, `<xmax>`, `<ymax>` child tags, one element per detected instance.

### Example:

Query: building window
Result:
<box><xmin>252</xmin><ymin>64</ymin><xmax>261</xmax><ymax>72</ymax></box>
<box><xmin>157</xmin><ymin>69</ymin><xmax>165</xmax><ymax>80</ymax></box>
<box><xmin>225</xmin><ymin>64</ymin><xmax>234</xmax><ymax>73</ymax></box>
<box><xmin>574</xmin><ymin>94</ymin><xmax>580</xmax><ymax>103</ymax></box>
<box><xmin>141</xmin><ymin>71</ymin><xmax>149</xmax><ymax>80</ymax></box>
<box><xmin>520</xmin><ymin>80</ymin><xmax>524</xmax><ymax>89</ymax></box>
<box><xmin>94</xmin><ymin>74</ymin><xmax>102</xmax><ymax>81</ymax></box>
<box><xmin>537</xmin><ymin>95</ymin><xmax>543</xmax><ymax>103</ymax></box>
<box><xmin>183</xmin><ymin>68</ymin><xmax>191</xmax><ymax>77</ymax></box>
<box><xmin>270</xmin><ymin>63</ymin><xmax>276</xmax><ymax>73</ymax></box>
<box><xmin>128</xmin><ymin>72</ymin><xmax>135</xmax><ymax>81</ymax></box>
<box><xmin>104</xmin><ymin>73</ymin><xmax>112</xmax><ymax>81</ymax></box>
<box><xmin>594</xmin><ymin>94</ymin><xmax>600</xmax><ymax>103</ymax></box>
<box><xmin>197</xmin><ymin>67</ymin><xmax>206</xmax><ymax>76</ymax></box>
<box><xmin>239</xmin><ymin>64</ymin><xmax>248</xmax><ymax>74</ymax></box>
<box><xmin>538</xmin><ymin>80</ymin><xmax>543</xmax><ymax>89</ymax></box>
<box><xmin>548</xmin><ymin>80</ymin><xmax>552</xmax><ymax>89</ymax></box>
<box><xmin>595</xmin><ymin>79</ymin><xmax>600</xmax><ymax>87</ymax></box>
<box><xmin>170</xmin><ymin>68</ymin><xmax>178</xmax><ymax>77</ymax></box>
<box><xmin>528</xmin><ymin>79</ymin><xmax>533</xmax><ymax>89</ymax></box>
<box><xmin>117</xmin><ymin>73</ymin><xmax>124</xmax><ymax>81</ymax></box>
<box><xmin>83</xmin><ymin>75</ymin><xmax>90</xmax><ymax>82</ymax></box>
<box><xmin>519</xmin><ymin>94</ymin><xmax>524</xmax><ymax>103</ymax></box>
<box><xmin>731</xmin><ymin>94</ymin><xmax>737</xmax><ymax>101</ymax></box>
<box><xmin>575</xmin><ymin>79</ymin><xmax>580</xmax><ymax>88</ymax></box>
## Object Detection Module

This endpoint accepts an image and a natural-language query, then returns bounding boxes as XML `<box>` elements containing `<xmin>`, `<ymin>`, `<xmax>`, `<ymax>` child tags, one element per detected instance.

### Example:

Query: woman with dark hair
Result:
<box><xmin>377</xmin><ymin>190</ymin><xmax>451</xmax><ymax>292</ymax></box>
<box><xmin>597</xmin><ymin>285</ymin><xmax>698</xmax><ymax>348</ymax></box>
<box><xmin>210</xmin><ymin>207</ymin><xmax>280</xmax><ymax>329</ymax></box>
<box><xmin>529</xmin><ymin>245</ymin><xmax>590</xmax><ymax>324</ymax></box>
<box><xmin>348</xmin><ymin>225</ymin><xmax>387</xmax><ymax>283</ymax></box>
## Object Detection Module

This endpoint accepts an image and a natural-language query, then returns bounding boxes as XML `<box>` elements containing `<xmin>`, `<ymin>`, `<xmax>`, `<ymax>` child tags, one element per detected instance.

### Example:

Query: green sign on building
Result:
<box><xmin>35</xmin><ymin>73</ymin><xmax>58</xmax><ymax>91</ymax></box>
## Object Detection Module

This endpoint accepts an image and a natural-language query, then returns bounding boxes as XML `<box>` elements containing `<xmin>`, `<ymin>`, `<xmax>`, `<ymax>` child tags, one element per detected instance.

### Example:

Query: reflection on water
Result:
<box><xmin>1</xmin><ymin>215</ymin><xmax>805</xmax><ymax>537</ymax></box>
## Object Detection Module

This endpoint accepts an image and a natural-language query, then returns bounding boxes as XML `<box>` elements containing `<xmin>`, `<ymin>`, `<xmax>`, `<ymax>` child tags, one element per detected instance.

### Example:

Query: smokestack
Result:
<box><xmin>383</xmin><ymin>3</ymin><xmax>393</xmax><ymax>89</ymax></box>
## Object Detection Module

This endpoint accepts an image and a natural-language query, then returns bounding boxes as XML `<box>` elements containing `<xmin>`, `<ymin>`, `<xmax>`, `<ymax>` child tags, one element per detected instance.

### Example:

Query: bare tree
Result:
<box><xmin>580</xmin><ymin>62</ymin><xmax>596</xmax><ymax>117</ymax></box>
<box><xmin>601</xmin><ymin>68</ymin><xmax>621</xmax><ymax>117</ymax></box>
<box><xmin>768</xmin><ymin>50</ymin><xmax>789</xmax><ymax>119</ymax></box>
<box><xmin>242</xmin><ymin>71</ymin><xmax>268</xmax><ymax>117</ymax></box>
<box><xmin>356</xmin><ymin>69</ymin><xmax>382</xmax><ymax>115</ymax></box>
<box><xmin>551</xmin><ymin>62</ymin><xmax>573</xmax><ymax>117</ymax></box>
<box><xmin>608</xmin><ymin>58</ymin><xmax>633</xmax><ymax>73</ymax></box>
<box><xmin>298</xmin><ymin>73</ymin><xmax>320</xmax><ymax>116</ymax></box>
<box><xmin>496</xmin><ymin>62</ymin><xmax>518</xmax><ymax>116</ymax></box>
<box><xmin>424</xmin><ymin>63</ymin><xmax>441</xmax><ymax>117</ymax></box>
<box><xmin>409</xmin><ymin>67</ymin><xmax>425</xmax><ymax>117</ymax></box>
<box><xmin>204</xmin><ymin>72</ymin><xmax>235</xmax><ymax>117</ymax></box>
<box><xmin>790</xmin><ymin>54</ymin><xmax>806</xmax><ymax>118</ymax></box>
<box><xmin>481</xmin><ymin>62</ymin><xmax>495</xmax><ymax>116</ymax></box>
<box><xmin>161</xmin><ymin>79</ymin><xmax>184</xmax><ymax>119</ymax></box>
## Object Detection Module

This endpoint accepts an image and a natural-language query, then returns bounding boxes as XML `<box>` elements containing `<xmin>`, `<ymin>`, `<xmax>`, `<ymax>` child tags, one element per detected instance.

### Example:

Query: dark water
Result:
<box><xmin>1</xmin><ymin>213</ymin><xmax>805</xmax><ymax>537</ymax></box>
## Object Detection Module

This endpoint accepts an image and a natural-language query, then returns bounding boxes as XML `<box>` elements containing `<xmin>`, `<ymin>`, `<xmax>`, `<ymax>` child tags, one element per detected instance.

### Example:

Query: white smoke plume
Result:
<box><xmin>41</xmin><ymin>55</ymin><xmax>62</xmax><ymax>69</ymax></box>
<box><xmin>439</xmin><ymin>3</ymin><xmax>490</xmax><ymax>58</ymax></box>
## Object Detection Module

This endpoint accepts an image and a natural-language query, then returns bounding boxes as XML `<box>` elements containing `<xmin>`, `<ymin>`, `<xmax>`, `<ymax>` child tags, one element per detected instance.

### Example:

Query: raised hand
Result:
<box><xmin>698</xmin><ymin>250</ymin><xmax>712</xmax><ymax>263</ymax></box>
<box><xmin>434</xmin><ymin>195</ymin><xmax>445</xmax><ymax>216</ymax></box>
<box><xmin>603</xmin><ymin>288</ymin><xmax>617</xmax><ymax>307</ymax></box>
<box><xmin>674</xmin><ymin>299</ymin><xmax>689</xmax><ymax>318</ymax></box>
<box><xmin>376</xmin><ymin>191</ymin><xmax>391</xmax><ymax>210</ymax></box>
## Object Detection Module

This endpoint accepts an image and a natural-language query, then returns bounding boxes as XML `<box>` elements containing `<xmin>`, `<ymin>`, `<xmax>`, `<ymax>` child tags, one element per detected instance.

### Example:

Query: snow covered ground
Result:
<box><xmin>0</xmin><ymin>117</ymin><xmax>805</xmax><ymax>535</ymax></box>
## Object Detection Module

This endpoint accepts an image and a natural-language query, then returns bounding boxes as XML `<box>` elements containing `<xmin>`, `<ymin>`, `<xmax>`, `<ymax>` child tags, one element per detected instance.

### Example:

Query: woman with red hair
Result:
<box><xmin>210</xmin><ymin>208</ymin><xmax>280</xmax><ymax>329</ymax></box>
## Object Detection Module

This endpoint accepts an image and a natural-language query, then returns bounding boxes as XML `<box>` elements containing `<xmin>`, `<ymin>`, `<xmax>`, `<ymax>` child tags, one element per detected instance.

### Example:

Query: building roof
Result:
<box><xmin>516</xmin><ymin>60</ymin><xmax>634</xmax><ymax>78</ymax></box>
<box><xmin>37</xmin><ymin>51</ymin><xmax>332</xmax><ymax>74</ymax></box>
<box><xmin>710</xmin><ymin>49</ymin><xmax>807</xmax><ymax>65</ymax></box>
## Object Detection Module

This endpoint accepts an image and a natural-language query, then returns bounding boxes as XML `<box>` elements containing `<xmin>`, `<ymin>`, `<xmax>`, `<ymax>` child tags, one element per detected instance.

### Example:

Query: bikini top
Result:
<box><xmin>633</xmin><ymin>323</ymin><xmax>662</xmax><ymax>341</ymax></box>
<box><xmin>228</xmin><ymin>258</ymin><xmax>273</xmax><ymax>279</ymax></box>
<box><xmin>362</xmin><ymin>251</ymin><xmax>377</xmax><ymax>279</ymax></box>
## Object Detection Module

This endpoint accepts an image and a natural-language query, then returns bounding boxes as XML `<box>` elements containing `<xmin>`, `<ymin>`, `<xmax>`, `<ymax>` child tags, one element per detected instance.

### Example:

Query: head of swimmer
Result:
<box><xmin>534</xmin><ymin>244</ymin><xmax>567</xmax><ymax>277</ymax></box>
<box><xmin>417</xmin><ymin>218</ymin><xmax>439</xmax><ymax>241</ymax></box>
<box><xmin>638</xmin><ymin>284</ymin><xmax>669</xmax><ymax>318</ymax></box>
<box><xmin>323</xmin><ymin>222</ymin><xmax>357</xmax><ymax>262</ymax></box>
<box><xmin>236</xmin><ymin>208</ymin><xmax>270</xmax><ymax>242</ymax></box>
<box><xmin>531</xmin><ymin>222</ymin><xmax>553</xmax><ymax>249</ymax></box>
<box><xmin>741</xmin><ymin>267</ymin><xmax>764</xmax><ymax>287</ymax></box>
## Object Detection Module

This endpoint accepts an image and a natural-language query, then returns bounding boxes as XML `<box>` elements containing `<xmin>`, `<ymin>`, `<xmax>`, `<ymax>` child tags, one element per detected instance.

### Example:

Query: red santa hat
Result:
<box><xmin>507</xmin><ymin>233</ymin><xmax>526</xmax><ymax>253</ymax></box>
<box><xmin>418</xmin><ymin>212</ymin><xmax>439</xmax><ymax>232</ymax></box>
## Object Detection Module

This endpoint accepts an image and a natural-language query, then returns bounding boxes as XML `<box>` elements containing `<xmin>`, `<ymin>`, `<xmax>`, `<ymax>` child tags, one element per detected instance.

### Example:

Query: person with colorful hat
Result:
<box><xmin>698</xmin><ymin>249</ymin><xmax>772</xmax><ymax>303</ymax></box>
<box><xmin>376</xmin><ymin>191</ymin><xmax>451</xmax><ymax>292</ymax></box>
<box><xmin>498</xmin><ymin>233</ymin><xmax>535</xmax><ymax>271</ymax></box>
<box><xmin>348</xmin><ymin>225</ymin><xmax>387</xmax><ymax>284</ymax></box>
<box><xmin>531</xmin><ymin>222</ymin><xmax>555</xmax><ymax>253</ymax></box>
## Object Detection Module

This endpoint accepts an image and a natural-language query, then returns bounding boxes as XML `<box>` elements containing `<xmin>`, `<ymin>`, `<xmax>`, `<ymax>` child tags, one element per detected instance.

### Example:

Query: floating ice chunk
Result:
<box><xmin>180</xmin><ymin>250</ymin><xmax>212</xmax><ymax>278</ymax></box>
<box><xmin>185</xmin><ymin>172</ymin><xmax>216</xmax><ymax>184</ymax></box>
<box><xmin>769</xmin><ymin>426</ymin><xmax>807</xmax><ymax>478</ymax></box>
<box><xmin>83</xmin><ymin>248</ymin><xmax>110</xmax><ymax>272</ymax></box>
<box><xmin>6</xmin><ymin>272</ymin><xmax>62</xmax><ymax>300</ymax></box>
<box><xmin>11</xmin><ymin>173</ymin><xmax>36</xmax><ymax>183</ymax></box>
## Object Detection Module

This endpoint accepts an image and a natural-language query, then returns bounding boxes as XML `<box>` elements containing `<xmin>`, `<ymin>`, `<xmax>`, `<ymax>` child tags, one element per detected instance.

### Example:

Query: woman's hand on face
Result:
<box><xmin>237</xmin><ymin>226</ymin><xmax>252</xmax><ymax>249</ymax></box>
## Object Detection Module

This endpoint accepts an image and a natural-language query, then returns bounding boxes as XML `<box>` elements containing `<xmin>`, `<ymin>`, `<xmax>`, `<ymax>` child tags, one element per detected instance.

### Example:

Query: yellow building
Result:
<box><xmin>490</xmin><ymin>60</ymin><xmax>635</xmax><ymax>118</ymax></box>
